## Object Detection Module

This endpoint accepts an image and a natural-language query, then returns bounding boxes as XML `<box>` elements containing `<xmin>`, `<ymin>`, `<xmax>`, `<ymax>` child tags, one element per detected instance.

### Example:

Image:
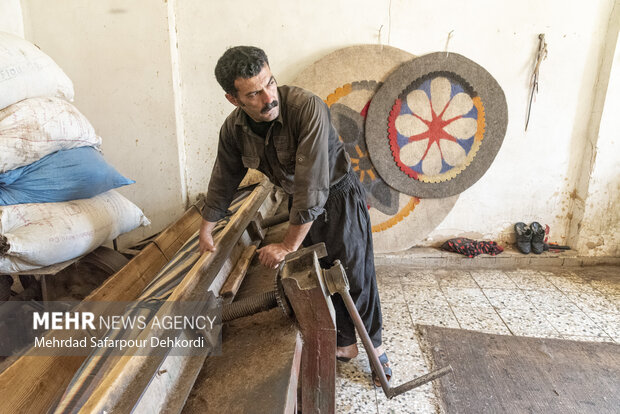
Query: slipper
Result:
<box><xmin>371</xmin><ymin>352</ymin><xmax>392</xmax><ymax>388</ymax></box>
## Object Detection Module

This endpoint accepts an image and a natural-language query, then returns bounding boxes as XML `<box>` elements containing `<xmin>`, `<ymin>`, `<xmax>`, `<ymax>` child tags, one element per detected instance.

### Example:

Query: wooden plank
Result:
<box><xmin>78</xmin><ymin>183</ymin><xmax>273</xmax><ymax>414</ymax></box>
<box><xmin>155</xmin><ymin>202</ymin><xmax>204</xmax><ymax>259</ymax></box>
<box><xmin>0</xmin><ymin>202</ymin><xmax>204</xmax><ymax>414</ymax></box>
<box><xmin>220</xmin><ymin>244</ymin><xmax>258</xmax><ymax>301</ymax></box>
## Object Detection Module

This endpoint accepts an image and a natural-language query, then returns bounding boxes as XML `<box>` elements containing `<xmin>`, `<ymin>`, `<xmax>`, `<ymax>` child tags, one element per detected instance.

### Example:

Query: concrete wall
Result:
<box><xmin>17</xmin><ymin>0</ymin><xmax>619</xmax><ymax>255</ymax></box>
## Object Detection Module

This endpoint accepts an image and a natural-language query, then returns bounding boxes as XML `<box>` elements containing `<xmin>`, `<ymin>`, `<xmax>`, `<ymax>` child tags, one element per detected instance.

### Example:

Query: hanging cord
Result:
<box><xmin>378</xmin><ymin>0</ymin><xmax>392</xmax><ymax>49</ymax></box>
<box><xmin>525</xmin><ymin>33</ymin><xmax>548</xmax><ymax>131</ymax></box>
<box><xmin>445</xmin><ymin>30</ymin><xmax>454</xmax><ymax>57</ymax></box>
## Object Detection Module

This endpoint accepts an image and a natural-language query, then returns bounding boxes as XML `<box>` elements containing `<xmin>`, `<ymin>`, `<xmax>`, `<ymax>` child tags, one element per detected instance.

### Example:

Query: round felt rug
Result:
<box><xmin>366</xmin><ymin>52</ymin><xmax>508</xmax><ymax>198</ymax></box>
<box><xmin>292</xmin><ymin>45</ymin><xmax>458</xmax><ymax>252</ymax></box>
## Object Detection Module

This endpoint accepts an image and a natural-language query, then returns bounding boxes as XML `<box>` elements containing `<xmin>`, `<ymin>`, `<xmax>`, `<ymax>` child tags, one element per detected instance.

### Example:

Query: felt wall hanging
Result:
<box><xmin>293</xmin><ymin>45</ymin><xmax>458</xmax><ymax>253</ymax></box>
<box><xmin>366</xmin><ymin>52</ymin><xmax>508</xmax><ymax>198</ymax></box>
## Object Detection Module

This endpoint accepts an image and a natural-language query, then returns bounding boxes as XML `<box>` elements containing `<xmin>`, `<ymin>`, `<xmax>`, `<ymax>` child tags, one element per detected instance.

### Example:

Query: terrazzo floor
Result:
<box><xmin>336</xmin><ymin>265</ymin><xmax>620</xmax><ymax>413</ymax></box>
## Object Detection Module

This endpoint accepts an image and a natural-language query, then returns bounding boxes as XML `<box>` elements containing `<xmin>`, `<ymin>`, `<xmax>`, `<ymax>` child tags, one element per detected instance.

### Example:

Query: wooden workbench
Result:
<box><xmin>182</xmin><ymin>223</ymin><xmax>303</xmax><ymax>414</ymax></box>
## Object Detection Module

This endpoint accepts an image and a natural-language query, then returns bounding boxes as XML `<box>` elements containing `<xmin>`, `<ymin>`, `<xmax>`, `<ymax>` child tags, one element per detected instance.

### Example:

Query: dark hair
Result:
<box><xmin>215</xmin><ymin>46</ymin><xmax>269</xmax><ymax>96</ymax></box>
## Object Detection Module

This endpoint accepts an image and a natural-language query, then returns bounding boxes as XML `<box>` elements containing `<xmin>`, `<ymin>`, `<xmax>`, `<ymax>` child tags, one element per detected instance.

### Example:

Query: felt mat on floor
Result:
<box><xmin>417</xmin><ymin>325</ymin><xmax>620</xmax><ymax>413</ymax></box>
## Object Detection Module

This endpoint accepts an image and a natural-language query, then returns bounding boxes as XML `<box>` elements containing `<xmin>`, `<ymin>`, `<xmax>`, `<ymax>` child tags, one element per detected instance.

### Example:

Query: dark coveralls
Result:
<box><xmin>202</xmin><ymin>85</ymin><xmax>383</xmax><ymax>347</ymax></box>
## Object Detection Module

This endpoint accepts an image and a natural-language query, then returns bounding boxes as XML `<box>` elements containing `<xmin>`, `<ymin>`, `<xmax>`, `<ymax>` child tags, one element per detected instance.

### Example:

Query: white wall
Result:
<box><xmin>18</xmin><ymin>0</ymin><xmax>619</xmax><ymax>255</ymax></box>
<box><xmin>21</xmin><ymin>0</ymin><xmax>185</xmax><ymax>247</ymax></box>
<box><xmin>0</xmin><ymin>0</ymin><xmax>23</xmax><ymax>37</ymax></box>
<box><xmin>173</xmin><ymin>0</ymin><xmax>618</xmax><ymax>254</ymax></box>
<box><xmin>577</xmin><ymin>17</ymin><xmax>620</xmax><ymax>256</ymax></box>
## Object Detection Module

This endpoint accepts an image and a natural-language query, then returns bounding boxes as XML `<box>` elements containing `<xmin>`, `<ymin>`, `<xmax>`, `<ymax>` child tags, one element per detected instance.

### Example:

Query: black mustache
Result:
<box><xmin>261</xmin><ymin>100</ymin><xmax>278</xmax><ymax>113</ymax></box>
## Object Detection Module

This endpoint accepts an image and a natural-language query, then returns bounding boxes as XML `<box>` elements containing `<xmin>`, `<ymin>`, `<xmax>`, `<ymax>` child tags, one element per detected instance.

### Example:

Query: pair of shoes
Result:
<box><xmin>514</xmin><ymin>222</ymin><xmax>545</xmax><ymax>254</ymax></box>
<box><xmin>371</xmin><ymin>352</ymin><xmax>392</xmax><ymax>388</ymax></box>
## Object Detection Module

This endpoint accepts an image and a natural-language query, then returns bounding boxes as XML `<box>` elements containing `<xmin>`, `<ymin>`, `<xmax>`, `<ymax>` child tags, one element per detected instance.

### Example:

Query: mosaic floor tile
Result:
<box><xmin>376</xmin><ymin>378</ymin><xmax>436</xmax><ymax>414</ymax></box>
<box><xmin>436</xmin><ymin>271</ymin><xmax>478</xmax><ymax>288</ymax></box>
<box><xmin>523</xmin><ymin>289</ymin><xmax>576</xmax><ymax>312</ymax></box>
<box><xmin>408</xmin><ymin>303</ymin><xmax>461</xmax><ymax>329</ymax></box>
<box><xmin>401</xmin><ymin>286</ymin><xmax>450</xmax><ymax>308</ymax></box>
<box><xmin>504</xmin><ymin>270</ymin><xmax>557</xmax><ymax>290</ymax></box>
<box><xmin>401</xmin><ymin>270</ymin><xmax>439</xmax><ymax>287</ymax></box>
<box><xmin>377</xmin><ymin>282</ymin><xmax>406</xmax><ymax>303</ymax></box>
<box><xmin>381</xmin><ymin>302</ymin><xmax>415</xmax><ymax>333</ymax></box>
<box><xmin>450</xmin><ymin>305</ymin><xmax>511</xmax><ymax>334</ymax></box>
<box><xmin>565</xmin><ymin>291</ymin><xmax>618</xmax><ymax>314</ymax></box>
<box><xmin>494</xmin><ymin>306</ymin><xmax>559</xmax><ymax>336</ymax></box>
<box><xmin>381</xmin><ymin>334</ymin><xmax>427</xmax><ymax>369</ymax></box>
<box><xmin>543</xmin><ymin>309</ymin><xmax>606</xmax><ymax>336</ymax></box>
<box><xmin>483</xmin><ymin>288</ymin><xmax>536</xmax><ymax>310</ymax></box>
<box><xmin>469</xmin><ymin>270</ymin><xmax>518</xmax><ymax>289</ymax></box>
<box><xmin>442</xmin><ymin>288</ymin><xmax>492</xmax><ymax>308</ymax></box>
<box><xmin>584</xmin><ymin>311</ymin><xmax>620</xmax><ymax>340</ymax></box>
<box><xmin>545</xmin><ymin>274</ymin><xmax>591</xmax><ymax>292</ymax></box>
<box><xmin>352</xmin><ymin>264</ymin><xmax>620</xmax><ymax>414</ymax></box>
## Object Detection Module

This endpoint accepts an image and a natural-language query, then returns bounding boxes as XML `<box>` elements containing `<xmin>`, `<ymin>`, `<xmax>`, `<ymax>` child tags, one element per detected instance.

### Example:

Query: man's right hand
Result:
<box><xmin>199</xmin><ymin>219</ymin><xmax>217</xmax><ymax>254</ymax></box>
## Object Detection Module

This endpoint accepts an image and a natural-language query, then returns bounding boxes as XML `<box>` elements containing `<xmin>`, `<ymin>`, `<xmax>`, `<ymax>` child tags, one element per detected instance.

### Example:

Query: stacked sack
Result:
<box><xmin>0</xmin><ymin>31</ymin><xmax>150</xmax><ymax>274</ymax></box>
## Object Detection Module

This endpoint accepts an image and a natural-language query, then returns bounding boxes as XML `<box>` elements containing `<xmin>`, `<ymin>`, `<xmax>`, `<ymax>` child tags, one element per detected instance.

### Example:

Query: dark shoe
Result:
<box><xmin>371</xmin><ymin>352</ymin><xmax>392</xmax><ymax>388</ymax></box>
<box><xmin>530</xmin><ymin>222</ymin><xmax>545</xmax><ymax>254</ymax></box>
<box><xmin>514</xmin><ymin>222</ymin><xmax>532</xmax><ymax>254</ymax></box>
<box><xmin>336</xmin><ymin>356</ymin><xmax>352</xmax><ymax>362</ymax></box>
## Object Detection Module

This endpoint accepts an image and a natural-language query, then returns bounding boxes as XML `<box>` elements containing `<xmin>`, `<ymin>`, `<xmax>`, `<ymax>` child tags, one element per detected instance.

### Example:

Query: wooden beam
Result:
<box><xmin>220</xmin><ymin>243</ymin><xmax>258</xmax><ymax>302</ymax></box>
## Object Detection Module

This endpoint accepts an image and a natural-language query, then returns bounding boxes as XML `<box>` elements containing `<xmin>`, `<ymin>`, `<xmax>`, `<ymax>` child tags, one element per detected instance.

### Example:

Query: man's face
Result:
<box><xmin>226</xmin><ymin>64</ymin><xmax>279</xmax><ymax>122</ymax></box>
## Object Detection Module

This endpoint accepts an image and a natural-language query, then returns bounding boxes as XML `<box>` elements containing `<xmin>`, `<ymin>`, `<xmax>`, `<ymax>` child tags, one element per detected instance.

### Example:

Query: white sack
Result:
<box><xmin>0</xmin><ymin>97</ymin><xmax>101</xmax><ymax>172</ymax></box>
<box><xmin>0</xmin><ymin>190</ymin><xmax>150</xmax><ymax>273</ymax></box>
<box><xmin>0</xmin><ymin>31</ymin><xmax>74</xmax><ymax>111</ymax></box>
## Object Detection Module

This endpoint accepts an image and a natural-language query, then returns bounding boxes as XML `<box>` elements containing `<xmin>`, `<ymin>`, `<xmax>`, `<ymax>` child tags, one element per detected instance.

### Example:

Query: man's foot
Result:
<box><xmin>336</xmin><ymin>343</ymin><xmax>358</xmax><ymax>362</ymax></box>
<box><xmin>372</xmin><ymin>352</ymin><xmax>392</xmax><ymax>388</ymax></box>
<box><xmin>336</xmin><ymin>344</ymin><xmax>386</xmax><ymax>362</ymax></box>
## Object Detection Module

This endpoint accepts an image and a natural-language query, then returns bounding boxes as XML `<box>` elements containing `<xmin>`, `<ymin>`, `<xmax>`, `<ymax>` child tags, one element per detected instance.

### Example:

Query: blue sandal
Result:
<box><xmin>371</xmin><ymin>352</ymin><xmax>392</xmax><ymax>387</ymax></box>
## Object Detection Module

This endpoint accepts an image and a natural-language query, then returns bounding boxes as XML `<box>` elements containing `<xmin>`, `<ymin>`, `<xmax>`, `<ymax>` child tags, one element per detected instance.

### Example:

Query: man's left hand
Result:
<box><xmin>257</xmin><ymin>243</ymin><xmax>292</xmax><ymax>269</ymax></box>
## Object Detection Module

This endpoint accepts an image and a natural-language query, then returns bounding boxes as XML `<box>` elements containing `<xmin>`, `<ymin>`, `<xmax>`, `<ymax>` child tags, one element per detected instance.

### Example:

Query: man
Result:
<box><xmin>199</xmin><ymin>46</ymin><xmax>390</xmax><ymax>386</ymax></box>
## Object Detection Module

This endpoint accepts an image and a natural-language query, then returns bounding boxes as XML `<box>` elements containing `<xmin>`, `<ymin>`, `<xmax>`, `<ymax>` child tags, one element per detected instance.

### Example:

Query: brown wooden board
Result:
<box><xmin>418</xmin><ymin>325</ymin><xmax>620</xmax><ymax>414</ymax></box>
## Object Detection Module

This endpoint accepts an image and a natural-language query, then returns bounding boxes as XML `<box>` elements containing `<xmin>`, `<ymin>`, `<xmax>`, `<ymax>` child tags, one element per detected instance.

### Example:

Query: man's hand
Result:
<box><xmin>256</xmin><ymin>221</ymin><xmax>314</xmax><ymax>269</ymax></box>
<box><xmin>257</xmin><ymin>243</ymin><xmax>293</xmax><ymax>269</ymax></box>
<box><xmin>199</xmin><ymin>219</ymin><xmax>217</xmax><ymax>254</ymax></box>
